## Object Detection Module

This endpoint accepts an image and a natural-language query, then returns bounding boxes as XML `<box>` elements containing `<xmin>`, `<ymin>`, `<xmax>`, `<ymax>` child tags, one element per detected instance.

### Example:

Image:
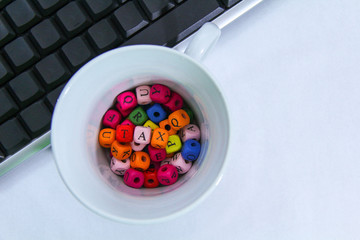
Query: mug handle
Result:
<box><xmin>184</xmin><ymin>22</ymin><xmax>221</xmax><ymax>62</ymax></box>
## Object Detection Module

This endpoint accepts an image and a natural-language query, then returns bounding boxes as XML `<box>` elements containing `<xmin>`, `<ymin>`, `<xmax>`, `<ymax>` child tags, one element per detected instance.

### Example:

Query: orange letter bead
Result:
<box><xmin>168</xmin><ymin>109</ymin><xmax>190</xmax><ymax>131</ymax></box>
<box><xmin>151</xmin><ymin>128</ymin><xmax>169</xmax><ymax>149</ymax></box>
<box><xmin>111</xmin><ymin>140</ymin><xmax>132</xmax><ymax>160</ymax></box>
<box><xmin>159</xmin><ymin>119</ymin><xmax>177</xmax><ymax>136</ymax></box>
<box><xmin>166</xmin><ymin>135</ymin><xmax>182</xmax><ymax>154</ymax></box>
<box><xmin>99</xmin><ymin>128</ymin><xmax>116</xmax><ymax>148</ymax></box>
<box><xmin>130</xmin><ymin>151</ymin><xmax>151</xmax><ymax>171</ymax></box>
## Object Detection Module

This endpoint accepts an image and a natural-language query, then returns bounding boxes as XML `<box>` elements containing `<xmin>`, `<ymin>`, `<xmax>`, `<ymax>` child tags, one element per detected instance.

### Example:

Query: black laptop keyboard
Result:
<box><xmin>0</xmin><ymin>0</ymin><xmax>241</xmax><ymax>162</ymax></box>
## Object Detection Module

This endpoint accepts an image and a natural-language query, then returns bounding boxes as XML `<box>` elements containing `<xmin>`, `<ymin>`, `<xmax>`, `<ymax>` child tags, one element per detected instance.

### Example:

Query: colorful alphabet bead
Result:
<box><xmin>117</xmin><ymin>91</ymin><xmax>137</xmax><ymax>111</ymax></box>
<box><xmin>168</xmin><ymin>109</ymin><xmax>190</xmax><ymax>131</ymax></box>
<box><xmin>123</xmin><ymin>168</ymin><xmax>144</xmax><ymax>188</ymax></box>
<box><xmin>116</xmin><ymin>102</ymin><xmax>133</xmax><ymax>117</ymax></box>
<box><xmin>111</xmin><ymin>141</ymin><xmax>132</xmax><ymax>160</ymax></box>
<box><xmin>99</xmin><ymin>128</ymin><xmax>115</xmax><ymax>148</ymax></box>
<box><xmin>159</xmin><ymin>119</ymin><xmax>177</xmax><ymax>136</ymax></box>
<box><xmin>102</xmin><ymin>109</ymin><xmax>121</xmax><ymax>129</ymax></box>
<box><xmin>166</xmin><ymin>135</ymin><xmax>182</xmax><ymax>154</ymax></box>
<box><xmin>133</xmin><ymin>126</ymin><xmax>151</xmax><ymax>145</ymax></box>
<box><xmin>181</xmin><ymin>139</ymin><xmax>201</xmax><ymax>161</ymax></box>
<box><xmin>130</xmin><ymin>151</ymin><xmax>150</xmax><ymax>171</ymax></box>
<box><xmin>150</xmin><ymin>84</ymin><xmax>171</xmax><ymax>104</ymax></box>
<box><xmin>163</xmin><ymin>92</ymin><xmax>183</xmax><ymax>112</ymax></box>
<box><xmin>171</xmin><ymin>153</ymin><xmax>192</xmax><ymax>174</ymax></box>
<box><xmin>179</xmin><ymin>124</ymin><xmax>201</xmax><ymax>142</ymax></box>
<box><xmin>128</xmin><ymin>106</ymin><xmax>148</xmax><ymax>125</ymax></box>
<box><xmin>157</xmin><ymin>164</ymin><xmax>178</xmax><ymax>186</ymax></box>
<box><xmin>148</xmin><ymin>144</ymin><xmax>167</xmax><ymax>162</ymax></box>
<box><xmin>143</xmin><ymin>168</ymin><xmax>159</xmax><ymax>188</ymax></box>
<box><xmin>110</xmin><ymin>157</ymin><xmax>130</xmax><ymax>176</ymax></box>
<box><xmin>146</xmin><ymin>103</ymin><xmax>167</xmax><ymax>123</ymax></box>
<box><xmin>116</xmin><ymin>125</ymin><xmax>134</xmax><ymax>143</ymax></box>
<box><xmin>143</xmin><ymin>120</ymin><xmax>159</xmax><ymax>131</ymax></box>
<box><xmin>151</xmin><ymin>128</ymin><xmax>169</xmax><ymax>149</ymax></box>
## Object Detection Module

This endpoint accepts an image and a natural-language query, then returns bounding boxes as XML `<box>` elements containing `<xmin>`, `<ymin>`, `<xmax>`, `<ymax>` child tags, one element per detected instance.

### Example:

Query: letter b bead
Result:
<box><xmin>123</xmin><ymin>168</ymin><xmax>144</xmax><ymax>188</ymax></box>
<box><xmin>157</xmin><ymin>164</ymin><xmax>178</xmax><ymax>186</ymax></box>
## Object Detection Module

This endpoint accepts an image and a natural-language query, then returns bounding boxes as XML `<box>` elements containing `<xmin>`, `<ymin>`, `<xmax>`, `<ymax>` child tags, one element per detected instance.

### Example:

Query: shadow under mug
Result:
<box><xmin>51</xmin><ymin>23</ymin><xmax>230</xmax><ymax>223</ymax></box>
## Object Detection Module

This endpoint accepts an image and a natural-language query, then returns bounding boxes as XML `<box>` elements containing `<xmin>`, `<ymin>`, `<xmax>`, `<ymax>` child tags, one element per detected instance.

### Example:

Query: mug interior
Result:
<box><xmin>52</xmin><ymin>46</ymin><xmax>229</xmax><ymax>223</ymax></box>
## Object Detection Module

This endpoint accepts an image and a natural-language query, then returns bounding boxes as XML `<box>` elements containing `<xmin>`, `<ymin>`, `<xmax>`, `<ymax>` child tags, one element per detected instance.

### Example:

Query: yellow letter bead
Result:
<box><xmin>151</xmin><ymin>128</ymin><xmax>169</xmax><ymax>149</ymax></box>
<box><xmin>143</xmin><ymin>120</ymin><xmax>159</xmax><ymax>132</ymax></box>
<box><xmin>111</xmin><ymin>140</ymin><xmax>132</xmax><ymax>160</ymax></box>
<box><xmin>159</xmin><ymin>119</ymin><xmax>177</xmax><ymax>135</ymax></box>
<box><xmin>168</xmin><ymin>109</ymin><xmax>190</xmax><ymax>130</ymax></box>
<box><xmin>99</xmin><ymin>128</ymin><xmax>116</xmax><ymax>148</ymax></box>
<box><xmin>166</xmin><ymin>135</ymin><xmax>182</xmax><ymax>154</ymax></box>
<box><xmin>130</xmin><ymin>151</ymin><xmax>151</xmax><ymax>171</ymax></box>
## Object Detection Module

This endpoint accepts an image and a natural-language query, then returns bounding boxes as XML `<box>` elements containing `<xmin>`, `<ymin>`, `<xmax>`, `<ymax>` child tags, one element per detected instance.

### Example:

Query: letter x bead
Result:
<box><xmin>151</xmin><ymin>128</ymin><xmax>169</xmax><ymax>148</ymax></box>
<box><xmin>133</xmin><ymin>126</ymin><xmax>151</xmax><ymax>144</ymax></box>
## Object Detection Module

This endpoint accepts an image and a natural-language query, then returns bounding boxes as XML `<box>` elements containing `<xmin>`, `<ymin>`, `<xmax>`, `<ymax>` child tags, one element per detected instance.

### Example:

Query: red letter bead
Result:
<box><xmin>110</xmin><ymin>157</ymin><xmax>130</xmax><ymax>176</ymax></box>
<box><xmin>157</xmin><ymin>164</ymin><xmax>178</xmax><ymax>186</ymax></box>
<box><xmin>120</xmin><ymin>119</ymin><xmax>135</xmax><ymax>127</ymax></box>
<box><xmin>123</xmin><ymin>168</ymin><xmax>144</xmax><ymax>188</ymax></box>
<box><xmin>150</xmin><ymin>84</ymin><xmax>171</xmax><ymax>104</ymax></box>
<box><xmin>117</xmin><ymin>91</ymin><xmax>137</xmax><ymax>111</ymax></box>
<box><xmin>136</xmin><ymin>85</ymin><xmax>152</xmax><ymax>105</ymax></box>
<box><xmin>133</xmin><ymin>126</ymin><xmax>151</xmax><ymax>144</ymax></box>
<box><xmin>130</xmin><ymin>140</ymin><xmax>146</xmax><ymax>151</ymax></box>
<box><xmin>179</xmin><ymin>124</ymin><xmax>201</xmax><ymax>142</ymax></box>
<box><xmin>98</xmin><ymin>128</ymin><xmax>116</xmax><ymax>148</ymax></box>
<box><xmin>143</xmin><ymin>168</ymin><xmax>160</xmax><ymax>188</ymax></box>
<box><xmin>171</xmin><ymin>153</ymin><xmax>192</xmax><ymax>174</ymax></box>
<box><xmin>116</xmin><ymin>125</ymin><xmax>134</xmax><ymax>143</ymax></box>
<box><xmin>115</xmin><ymin>102</ymin><xmax>133</xmax><ymax>117</ymax></box>
<box><xmin>168</xmin><ymin>109</ymin><xmax>190</xmax><ymax>130</ymax></box>
<box><xmin>163</xmin><ymin>92</ymin><xmax>183</xmax><ymax>112</ymax></box>
<box><xmin>148</xmin><ymin>144</ymin><xmax>166</xmax><ymax>162</ymax></box>
<box><xmin>102</xmin><ymin>109</ymin><xmax>122</xmax><ymax>129</ymax></box>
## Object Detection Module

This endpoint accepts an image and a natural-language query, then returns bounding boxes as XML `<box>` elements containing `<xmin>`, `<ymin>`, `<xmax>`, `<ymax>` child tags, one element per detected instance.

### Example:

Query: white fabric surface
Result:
<box><xmin>1</xmin><ymin>0</ymin><xmax>360</xmax><ymax>239</ymax></box>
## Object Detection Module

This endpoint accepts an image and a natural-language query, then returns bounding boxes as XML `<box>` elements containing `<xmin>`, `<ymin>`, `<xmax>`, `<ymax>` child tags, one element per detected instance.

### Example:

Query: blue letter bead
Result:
<box><xmin>181</xmin><ymin>139</ymin><xmax>201</xmax><ymax>161</ymax></box>
<box><xmin>146</xmin><ymin>103</ymin><xmax>167</xmax><ymax>124</ymax></box>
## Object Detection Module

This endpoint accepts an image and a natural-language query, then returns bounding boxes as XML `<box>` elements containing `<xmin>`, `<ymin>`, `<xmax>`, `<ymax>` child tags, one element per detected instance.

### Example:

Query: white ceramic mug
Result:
<box><xmin>51</xmin><ymin>23</ymin><xmax>230</xmax><ymax>224</ymax></box>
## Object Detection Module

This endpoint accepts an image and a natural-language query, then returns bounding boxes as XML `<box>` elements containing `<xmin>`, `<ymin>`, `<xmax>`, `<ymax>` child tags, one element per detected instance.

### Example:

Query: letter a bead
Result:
<box><xmin>151</xmin><ymin>128</ymin><xmax>169</xmax><ymax>148</ymax></box>
<box><xmin>143</xmin><ymin>168</ymin><xmax>159</xmax><ymax>188</ymax></box>
<box><xmin>98</xmin><ymin>128</ymin><xmax>116</xmax><ymax>148</ymax></box>
<box><xmin>166</xmin><ymin>135</ymin><xmax>182</xmax><ymax>154</ymax></box>
<box><xmin>163</xmin><ymin>92</ymin><xmax>183</xmax><ymax>112</ymax></box>
<box><xmin>171</xmin><ymin>153</ymin><xmax>192</xmax><ymax>174</ymax></box>
<box><xmin>181</xmin><ymin>139</ymin><xmax>201</xmax><ymax>161</ymax></box>
<box><xmin>146</xmin><ymin>103</ymin><xmax>167</xmax><ymax>124</ymax></box>
<box><xmin>102</xmin><ymin>109</ymin><xmax>121</xmax><ymax>129</ymax></box>
<box><xmin>111</xmin><ymin>141</ymin><xmax>132</xmax><ymax>160</ymax></box>
<box><xmin>123</xmin><ymin>168</ymin><xmax>144</xmax><ymax>188</ymax></box>
<box><xmin>179</xmin><ymin>124</ymin><xmax>201</xmax><ymax>142</ymax></box>
<box><xmin>117</xmin><ymin>91</ymin><xmax>137</xmax><ymax>111</ymax></box>
<box><xmin>136</xmin><ymin>85</ymin><xmax>152</xmax><ymax>105</ymax></box>
<box><xmin>130</xmin><ymin>151</ymin><xmax>151</xmax><ymax>171</ymax></box>
<box><xmin>150</xmin><ymin>84</ymin><xmax>171</xmax><ymax>104</ymax></box>
<box><xmin>133</xmin><ymin>126</ymin><xmax>151</xmax><ymax>144</ymax></box>
<box><xmin>128</xmin><ymin>106</ymin><xmax>148</xmax><ymax>125</ymax></box>
<box><xmin>157</xmin><ymin>164</ymin><xmax>178</xmax><ymax>186</ymax></box>
<box><xmin>110</xmin><ymin>157</ymin><xmax>130</xmax><ymax>176</ymax></box>
<box><xmin>116</xmin><ymin>125</ymin><xmax>134</xmax><ymax>142</ymax></box>
<box><xmin>168</xmin><ymin>109</ymin><xmax>190</xmax><ymax>131</ymax></box>
<box><xmin>148</xmin><ymin>145</ymin><xmax>167</xmax><ymax>162</ymax></box>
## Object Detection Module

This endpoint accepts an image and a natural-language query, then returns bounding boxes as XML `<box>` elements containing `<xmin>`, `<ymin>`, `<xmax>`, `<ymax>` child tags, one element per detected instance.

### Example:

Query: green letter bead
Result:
<box><xmin>128</xmin><ymin>107</ymin><xmax>148</xmax><ymax>125</ymax></box>
<box><xmin>166</xmin><ymin>135</ymin><xmax>182</xmax><ymax>154</ymax></box>
<box><xmin>183</xmin><ymin>107</ymin><xmax>194</xmax><ymax>123</ymax></box>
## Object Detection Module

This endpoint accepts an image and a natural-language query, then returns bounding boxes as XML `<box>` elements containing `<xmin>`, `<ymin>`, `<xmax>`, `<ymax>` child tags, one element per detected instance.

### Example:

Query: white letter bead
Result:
<box><xmin>136</xmin><ymin>85</ymin><xmax>152</xmax><ymax>105</ymax></box>
<box><xmin>133</xmin><ymin>126</ymin><xmax>151</xmax><ymax>144</ymax></box>
<box><xmin>171</xmin><ymin>153</ymin><xmax>192</xmax><ymax>174</ymax></box>
<box><xmin>180</xmin><ymin>124</ymin><xmax>200</xmax><ymax>142</ymax></box>
<box><xmin>110</xmin><ymin>157</ymin><xmax>130</xmax><ymax>176</ymax></box>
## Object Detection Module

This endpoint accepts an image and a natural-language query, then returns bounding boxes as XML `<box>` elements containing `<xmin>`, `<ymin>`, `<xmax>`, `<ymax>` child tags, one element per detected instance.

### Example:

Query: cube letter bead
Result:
<box><xmin>128</xmin><ymin>106</ymin><xmax>148</xmax><ymax>125</ymax></box>
<box><xmin>183</xmin><ymin>107</ymin><xmax>194</xmax><ymax>123</ymax></box>
<box><xmin>159</xmin><ymin>119</ymin><xmax>177</xmax><ymax>136</ymax></box>
<box><xmin>136</xmin><ymin>85</ymin><xmax>152</xmax><ymax>105</ymax></box>
<box><xmin>133</xmin><ymin>126</ymin><xmax>151</xmax><ymax>144</ymax></box>
<box><xmin>166</xmin><ymin>135</ymin><xmax>182</xmax><ymax>154</ymax></box>
<box><xmin>160</xmin><ymin>158</ymin><xmax>172</xmax><ymax>166</ymax></box>
<box><xmin>102</xmin><ymin>109</ymin><xmax>122</xmax><ymax>129</ymax></box>
<box><xmin>130</xmin><ymin>151</ymin><xmax>151</xmax><ymax>171</ymax></box>
<box><xmin>130</xmin><ymin>140</ymin><xmax>147</xmax><ymax>151</ymax></box>
<box><xmin>123</xmin><ymin>168</ymin><xmax>144</xmax><ymax>188</ymax></box>
<box><xmin>143</xmin><ymin>168</ymin><xmax>160</xmax><ymax>188</ymax></box>
<box><xmin>150</xmin><ymin>84</ymin><xmax>171</xmax><ymax>104</ymax></box>
<box><xmin>116</xmin><ymin>125</ymin><xmax>134</xmax><ymax>142</ymax></box>
<box><xmin>143</xmin><ymin>120</ymin><xmax>159</xmax><ymax>132</ymax></box>
<box><xmin>151</xmin><ymin>128</ymin><xmax>169</xmax><ymax>149</ymax></box>
<box><xmin>171</xmin><ymin>153</ymin><xmax>192</xmax><ymax>174</ymax></box>
<box><xmin>117</xmin><ymin>91</ymin><xmax>137</xmax><ymax>111</ymax></box>
<box><xmin>157</xmin><ymin>164</ymin><xmax>178</xmax><ymax>186</ymax></box>
<box><xmin>110</xmin><ymin>157</ymin><xmax>130</xmax><ymax>176</ymax></box>
<box><xmin>111</xmin><ymin>141</ymin><xmax>132</xmax><ymax>160</ymax></box>
<box><xmin>181</xmin><ymin>139</ymin><xmax>201</xmax><ymax>161</ymax></box>
<box><xmin>179</xmin><ymin>124</ymin><xmax>201</xmax><ymax>142</ymax></box>
<box><xmin>149</xmin><ymin>160</ymin><xmax>161</xmax><ymax>169</ymax></box>
<box><xmin>99</xmin><ymin>128</ymin><xmax>116</xmax><ymax>148</ymax></box>
<box><xmin>163</xmin><ymin>92</ymin><xmax>183</xmax><ymax>112</ymax></box>
<box><xmin>148</xmin><ymin>145</ymin><xmax>167</xmax><ymax>162</ymax></box>
<box><xmin>116</xmin><ymin>102</ymin><xmax>133</xmax><ymax>117</ymax></box>
<box><xmin>121</xmin><ymin>119</ymin><xmax>135</xmax><ymax>127</ymax></box>
<box><xmin>146</xmin><ymin>103</ymin><xmax>167</xmax><ymax>124</ymax></box>
<box><xmin>168</xmin><ymin>109</ymin><xmax>190</xmax><ymax>130</ymax></box>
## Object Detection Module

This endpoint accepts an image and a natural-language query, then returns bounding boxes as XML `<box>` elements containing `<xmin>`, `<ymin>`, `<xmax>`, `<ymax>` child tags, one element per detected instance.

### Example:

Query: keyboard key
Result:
<box><xmin>0</xmin><ymin>88</ymin><xmax>18</xmax><ymax>124</ymax></box>
<box><xmin>112</xmin><ymin>2</ymin><xmax>148</xmax><ymax>38</ymax></box>
<box><xmin>45</xmin><ymin>83</ymin><xmax>65</xmax><ymax>112</ymax></box>
<box><xmin>3</xmin><ymin>37</ymin><xmax>40</xmax><ymax>72</ymax></box>
<box><xmin>7</xmin><ymin>70</ymin><xmax>45</xmax><ymax>108</ymax></box>
<box><xmin>18</xmin><ymin>101</ymin><xmax>52</xmax><ymax>138</ymax></box>
<box><xmin>55</xmin><ymin>2</ymin><xmax>92</xmax><ymax>38</ymax></box>
<box><xmin>0</xmin><ymin>16</ymin><xmax>15</xmax><ymax>47</ymax></box>
<box><xmin>0</xmin><ymin>118</ymin><xmax>30</xmax><ymax>155</ymax></box>
<box><xmin>60</xmin><ymin>36</ymin><xmax>94</xmax><ymax>71</ymax></box>
<box><xmin>0</xmin><ymin>56</ymin><xmax>14</xmax><ymax>85</ymax></box>
<box><xmin>122</xmin><ymin>0</ymin><xmax>223</xmax><ymax>47</ymax></box>
<box><xmin>4</xmin><ymin>0</ymin><xmax>41</xmax><ymax>33</ymax></box>
<box><xmin>221</xmin><ymin>0</ymin><xmax>242</xmax><ymax>7</ymax></box>
<box><xmin>30</xmin><ymin>19</ymin><xmax>66</xmax><ymax>55</ymax></box>
<box><xmin>34</xmin><ymin>53</ymin><xmax>70</xmax><ymax>90</ymax></box>
<box><xmin>87</xmin><ymin>18</ymin><xmax>122</xmax><ymax>53</ymax></box>
<box><xmin>33</xmin><ymin>0</ymin><xmax>68</xmax><ymax>16</ymax></box>
<box><xmin>138</xmin><ymin>0</ymin><xmax>175</xmax><ymax>20</ymax></box>
<box><xmin>0</xmin><ymin>149</ymin><xmax>5</xmax><ymax>162</ymax></box>
<box><xmin>83</xmin><ymin>0</ymin><xmax>119</xmax><ymax>21</ymax></box>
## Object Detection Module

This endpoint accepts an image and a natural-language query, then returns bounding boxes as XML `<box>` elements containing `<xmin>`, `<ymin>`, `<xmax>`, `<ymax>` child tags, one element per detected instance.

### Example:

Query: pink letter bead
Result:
<box><xmin>179</xmin><ymin>124</ymin><xmax>201</xmax><ymax>142</ymax></box>
<box><xmin>123</xmin><ymin>168</ymin><xmax>145</xmax><ymax>188</ymax></box>
<box><xmin>157</xmin><ymin>164</ymin><xmax>178</xmax><ymax>186</ymax></box>
<box><xmin>116</xmin><ymin>102</ymin><xmax>133</xmax><ymax>117</ymax></box>
<box><xmin>150</xmin><ymin>84</ymin><xmax>171</xmax><ymax>104</ymax></box>
<box><xmin>171</xmin><ymin>153</ymin><xmax>192</xmax><ymax>174</ymax></box>
<box><xmin>130</xmin><ymin>141</ymin><xmax>147</xmax><ymax>151</ymax></box>
<box><xmin>133</xmin><ymin>126</ymin><xmax>151</xmax><ymax>144</ymax></box>
<box><xmin>163</xmin><ymin>92</ymin><xmax>183</xmax><ymax>112</ymax></box>
<box><xmin>120</xmin><ymin>119</ymin><xmax>135</xmax><ymax>127</ymax></box>
<box><xmin>117</xmin><ymin>91</ymin><xmax>137</xmax><ymax>111</ymax></box>
<box><xmin>160</xmin><ymin>158</ymin><xmax>172</xmax><ymax>166</ymax></box>
<box><xmin>102</xmin><ymin>109</ymin><xmax>122</xmax><ymax>129</ymax></box>
<box><xmin>110</xmin><ymin>157</ymin><xmax>130</xmax><ymax>176</ymax></box>
<box><xmin>136</xmin><ymin>85</ymin><xmax>152</xmax><ymax>105</ymax></box>
<box><xmin>148</xmin><ymin>144</ymin><xmax>166</xmax><ymax>162</ymax></box>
